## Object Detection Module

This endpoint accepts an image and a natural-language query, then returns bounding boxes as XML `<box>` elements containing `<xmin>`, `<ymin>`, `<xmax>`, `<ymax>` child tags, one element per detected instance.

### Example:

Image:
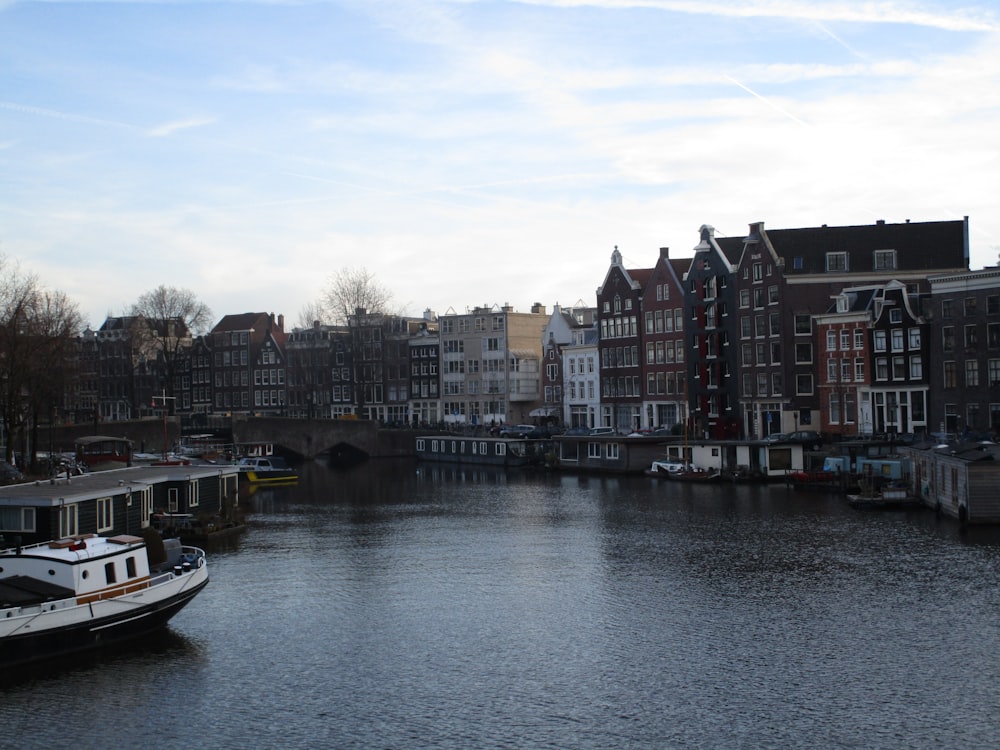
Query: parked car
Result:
<box><xmin>499</xmin><ymin>424</ymin><xmax>543</xmax><ymax>439</ymax></box>
<box><xmin>767</xmin><ymin>431</ymin><xmax>823</xmax><ymax>450</ymax></box>
<box><xmin>563</xmin><ymin>427</ymin><xmax>592</xmax><ymax>436</ymax></box>
<box><xmin>588</xmin><ymin>426</ymin><xmax>616</xmax><ymax>436</ymax></box>
<box><xmin>0</xmin><ymin>461</ymin><xmax>23</xmax><ymax>482</ymax></box>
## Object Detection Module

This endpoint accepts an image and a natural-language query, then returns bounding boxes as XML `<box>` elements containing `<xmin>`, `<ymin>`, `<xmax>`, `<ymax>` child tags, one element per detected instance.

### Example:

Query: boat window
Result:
<box><xmin>105</xmin><ymin>562</ymin><xmax>117</xmax><ymax>584</ymax></box>
<box><xmin>126</xmin><ymin>556</ymin><xmax>137</xmax><ymax>578</ymax></box>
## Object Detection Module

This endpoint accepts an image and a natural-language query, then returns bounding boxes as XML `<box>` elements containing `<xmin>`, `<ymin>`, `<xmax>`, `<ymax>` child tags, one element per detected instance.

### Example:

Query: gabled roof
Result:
<box><xmin>596</xmin><ymin>246</ymin><xmax>653</xmax><ymax>297</ymax></box>
<box><xmin>212</xmin><ymin>312</ymin><xmax>270</xmax><ymax>333</ymax></box>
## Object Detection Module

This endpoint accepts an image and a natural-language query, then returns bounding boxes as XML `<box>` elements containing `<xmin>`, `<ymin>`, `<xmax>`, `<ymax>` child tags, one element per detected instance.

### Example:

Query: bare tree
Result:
<box><xmin>295</xmin><ymin>300</ymin><xmax>327</xmax><ymax>330</ymax></box>
<box><xmin>322</xmin><ymin>267</ymin><xmax>394</xmax><ymax>325</ymax></box>
<box><xmin>0</xmin><ymin>257</ymin><xmax>83</xmax><ymax>465</ymax></box>
<box><xmin>321</xmin><ymin>268</ymin><xmax>395</xmax><ymax>418</ymax></box>
<box><xmin>128</xmin><ymin>285</ymin><xmax>213</xmax><ymax>408</ymax></box>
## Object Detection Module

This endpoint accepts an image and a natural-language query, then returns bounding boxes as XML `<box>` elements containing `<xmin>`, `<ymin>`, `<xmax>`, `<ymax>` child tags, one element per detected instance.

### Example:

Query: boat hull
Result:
<box><xmin>242</xmin><ymin>470</ymin><xmax>298</xmax><ymax>485</ymax></box>
<box><xmin>0</xmin><ymin>568</ymin><xmax>208</xmax><ymax>669</ymax></box>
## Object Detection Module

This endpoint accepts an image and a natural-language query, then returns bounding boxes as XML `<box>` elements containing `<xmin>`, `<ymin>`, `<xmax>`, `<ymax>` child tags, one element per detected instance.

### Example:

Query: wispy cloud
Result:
<box><xmin>0</xmin><ymin>100</ymin><xmax>135</xmax><ymax>130</ymax></box>
<box><xmin>146</xmin><ymin>117</ymin><xmax>217</xmax><ymax>138</ymax></box>
<box><xmin>506</xmin><ymin>0</ymin><xmax>1000</xmax><ymax>32</ymax></box>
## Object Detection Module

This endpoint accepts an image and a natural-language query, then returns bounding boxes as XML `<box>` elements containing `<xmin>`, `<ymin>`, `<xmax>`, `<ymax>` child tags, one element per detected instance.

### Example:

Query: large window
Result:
<box><xmin>0</xmin><ymin>507</ymin><xmax>35</xmax><ymax>532</ymax></box>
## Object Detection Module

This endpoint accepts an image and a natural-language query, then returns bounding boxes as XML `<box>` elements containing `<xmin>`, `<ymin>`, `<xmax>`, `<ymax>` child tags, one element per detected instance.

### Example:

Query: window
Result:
<box><xmin>965</xmin><ymin>325</ymin><xmax>978</xmax><ymax>349</ymax></box>
<box><xmin>942</xmin><ymin>326</ymin><xmax>954</xmax><ymax>353</ymax></box>
<box><xmin>105</xmin><ymin>562</ymin><xmax>117</xmax><ymax>585</ymax></box>
<box><xmin>941</xmin><ymin>299</ymin><xmax>953</xmax><ymax>318</ymax></box>
<box><xmin>768</xmin><ymin>286</ymin><xmax>779</xmax><ymax>304</ymax></box>
<box><xmin>892</xmin><ymin>356</ymin><xmax>905</xmax><ymax>380</ymax></box>
<box><xmin>943</xmin><ymin>361</ymin><xmax>957</xmax><ymax>388</ymax></box>
<box><xmin>844</xmin><ymin>392</ymin><xmax>856</xmax><ymax>424</ymax></box>
<box><xmin>876</xmin><ymin>358</ymin><xmax>888</xmax><ymax>380</ymax></box>
<box><xmin>874</xmin><ymin>249</ymin><xmax>897</xmax><ymax>270</ymax></box>
<box><xmin>910</xmin><ymin>355</ymin><xmax>922</xmax><ymax>379</ymax></box>
<box><xmin>59</xmin><ymin>504</ymin><xmax>78</xmax><ymax>538</ymax></box>
<box><xmin>854</xmin><ymin>330</ymin><xmax>864</xmax><ymax>349</ymax></box>
<box><xmin>908</xmin><ymin>328</ymin><xmax>921</xmax><ymax>349</ymax></box>
<box><xmin>795</xmin><ymin>374</ymin><xmax>813</xmax><ymax>395</ymax></box>
<box><xmin>890</xmin><ymin>309</ymin><xmax>902</xmax><ymax>324</ymax></box>
<box><xmin>826</xmin><ymin>252</ymin><xmax>848</xmax><ymax>272</ymax></box>
<box><xmin>795</xmin><ymin>315</ymin><xmax>812</xmax><ymax>335</ymax></box>
<box><xmin>97</xmin><ymin>497</ymin><xmax>114</xmax><ymax>532</ymax></box>
<box><xmin>966</xmin><ymin>360</ymin><xmax>980</xmax><ymax>387</ymax></box>
<box><xmin>0</xmin><ymin>507</ymin><xmax>35</xmax><ymax>532</ymax></box>
<box><xmin>891</xmin><ymin>329</ymin><xmax>904</xmax><ymax>351</ymax></box>
<box><xmin>874</xmin><ymin>330</ymin><xmax>887</xmax><ymax>352</ymax></box>
<box><xmin>739</xmin><ymin>290</ymin><xmax>750</xmax><ymax>308</ymax></box>
<box><xmin>964</xmin><ymin>297</ymin><xmax>977</xmax><ymax>315</ymax></box>
<box><xmin>795</xmin><ymin>343</ymin><xmax>812</xmax><ymax>364</ymax></box>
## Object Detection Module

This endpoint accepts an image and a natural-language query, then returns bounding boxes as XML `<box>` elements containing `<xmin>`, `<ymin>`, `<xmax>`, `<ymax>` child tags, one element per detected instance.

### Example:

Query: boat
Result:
<box><xmin>236</xmin><ymin>455</ymin><xmax>298</xmax><ymax>484</ymax></box>
<box><xmin>664</xmin><ymin>467</ymin><xmax>722</xmax><ymax>482</ymax></box>
<box><xmin>74</xmin><ymin>435</ymin><xmax>133</xmax><ymax>472</ymax></box>
<box><xmin>151</xmin><ymin>512</ymin><xmax>246</xmax><ymax>545</ymax></box>
<box><xmin>415</xmin><ymin>435</ymin><xmax>551</xmax><ymax>467</ymax></box>
<box><xmin>645</xmin><ymin>459</ymin><xmax>689</xmax><ymax>477</ymax></box>
<box><xmin>847</xmin><ymin>484</ymin><xmax>922</xmax><ymax>511</ymax></box>
<box><xmin>0</xmin><ymin>531</ymin><xmax>208</xmax><ymax>668</ymax></box>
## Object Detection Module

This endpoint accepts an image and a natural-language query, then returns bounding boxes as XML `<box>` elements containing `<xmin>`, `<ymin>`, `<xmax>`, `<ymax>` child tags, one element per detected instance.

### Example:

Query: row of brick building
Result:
<box><xmin>67</xmin><ymin>216</ymin><xmax>1000</xmax><ymax>440</ymax></box>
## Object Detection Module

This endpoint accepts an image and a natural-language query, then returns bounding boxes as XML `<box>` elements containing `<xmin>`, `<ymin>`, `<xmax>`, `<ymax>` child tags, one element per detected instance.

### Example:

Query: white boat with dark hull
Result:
<box><xmin>236</xmin><ymin>456</ymin><xmax>298</xmax><ymax>484</ymax></box>
<box><xmin>0</xmin><ymin>531</ymin><xmax>208</xmax><ymax>668</ymax></box>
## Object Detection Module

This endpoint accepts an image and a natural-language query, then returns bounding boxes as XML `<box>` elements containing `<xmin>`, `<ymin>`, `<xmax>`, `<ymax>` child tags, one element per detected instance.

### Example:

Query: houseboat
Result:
<box><xmin>902</xmin><ymin>440</ymin><xmax>1000</xmax><ymax>524</ymax></box>
<box><xmin>0</xmin><ymin>464</ymin><xmax>241</xmax><ymax>548</ymax></box>
<box><xmin>556</xmin><ymin>434</ymin><xmax>796</xmax><ymax>478</ymax></box>
<box><xmin>415</xmin><ymin>435</ymin><xmax>550</xmax><ymax>467</ymax></box>
<box><xmin>74</xmin><ymin>435</ymin><xmax>133</xmax><ymax>472</ymax></box>
<box><xmin>0</xmin><ymin>531</ymin><xmax>208</xmax><ymax>668</ymax></box>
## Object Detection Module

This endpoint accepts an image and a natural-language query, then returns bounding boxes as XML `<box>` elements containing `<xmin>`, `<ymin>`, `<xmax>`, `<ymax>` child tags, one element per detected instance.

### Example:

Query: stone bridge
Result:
<box><xmin>47</xmin><ymin>416</ymin><xmax>419</xmax><ymax>466</ymax></box>
<box><xmin>231</xmin><ymin>416</ymin><xmax>416</xmax><ymax>463</ymax></box>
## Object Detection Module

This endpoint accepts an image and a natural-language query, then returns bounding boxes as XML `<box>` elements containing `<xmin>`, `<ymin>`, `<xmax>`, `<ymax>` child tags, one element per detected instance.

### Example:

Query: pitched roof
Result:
<box><xmin>760</xmin><ymin>219</ymin><xmax>968</xmax><ymax>274</ymax></box>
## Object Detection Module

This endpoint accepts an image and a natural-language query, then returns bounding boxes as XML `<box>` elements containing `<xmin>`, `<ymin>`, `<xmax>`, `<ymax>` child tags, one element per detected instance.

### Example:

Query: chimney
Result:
<box><xmin>531</xmin><ymin>302</ymin><xmax>546</xmax><ymax>315</ymax></box>
<box><xmin>659</xmin><ymin>247</ymin><xmax>670</xmax><ymax>260</ymax></box>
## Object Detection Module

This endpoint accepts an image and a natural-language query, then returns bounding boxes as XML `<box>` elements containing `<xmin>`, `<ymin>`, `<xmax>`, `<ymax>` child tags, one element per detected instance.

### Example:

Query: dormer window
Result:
<box><xmin>826</xmin><ymin>252</ymin><xmax>848</xmax><ymax>272</ymax></box>
<box><xmin>874</xmin><ymin>249</ymin><xmax>897</xmax><ymax>271</ymax></box>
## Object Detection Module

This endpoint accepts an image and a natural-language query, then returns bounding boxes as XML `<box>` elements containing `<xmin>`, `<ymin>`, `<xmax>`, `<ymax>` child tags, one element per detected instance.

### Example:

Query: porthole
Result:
<box><xmin>82</xmin><ymin>570</ymin><xmax>89</xmax><ymax>579</ymax></box>
<box><xmin>48</xmin><ymin>569</ymin><xmax>56</xmax><ymax>576</ymax></box>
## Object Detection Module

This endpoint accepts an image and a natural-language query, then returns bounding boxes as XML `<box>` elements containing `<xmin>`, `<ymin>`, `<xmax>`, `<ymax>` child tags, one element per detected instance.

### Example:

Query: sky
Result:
<box><xmin>2</xmin><ymin>0</ymin><xmax>999</xmax><ymax>331</ymax></box>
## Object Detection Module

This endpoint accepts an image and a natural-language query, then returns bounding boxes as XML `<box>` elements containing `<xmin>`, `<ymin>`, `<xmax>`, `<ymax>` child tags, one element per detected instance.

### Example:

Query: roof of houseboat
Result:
<box><xmin>0</xmin><ymin>464</ymin><xmax>239</xmax><ymax>507</ymax></box>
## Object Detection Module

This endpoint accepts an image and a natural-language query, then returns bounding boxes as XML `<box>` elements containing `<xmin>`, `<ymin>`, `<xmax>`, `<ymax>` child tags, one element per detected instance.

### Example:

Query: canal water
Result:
<box><xmin>3</xmin><ymin>459</ymin><xmax>1000</xmax><ymax>749</ymax></box>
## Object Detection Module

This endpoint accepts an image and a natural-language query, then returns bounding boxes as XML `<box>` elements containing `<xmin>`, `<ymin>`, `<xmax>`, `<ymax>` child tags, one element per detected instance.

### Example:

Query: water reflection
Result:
<box><xmin>3</xmin><ymin>459</ymin><xmax>999</xmax><ymax>749</ymax></box>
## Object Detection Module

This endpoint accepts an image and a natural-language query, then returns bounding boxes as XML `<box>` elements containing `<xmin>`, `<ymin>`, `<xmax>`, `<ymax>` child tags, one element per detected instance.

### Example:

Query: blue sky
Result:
<box><xmin>2</xmin><ymin>0</ymin><xmax>998</xmax><ymax>329</ymax></box>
